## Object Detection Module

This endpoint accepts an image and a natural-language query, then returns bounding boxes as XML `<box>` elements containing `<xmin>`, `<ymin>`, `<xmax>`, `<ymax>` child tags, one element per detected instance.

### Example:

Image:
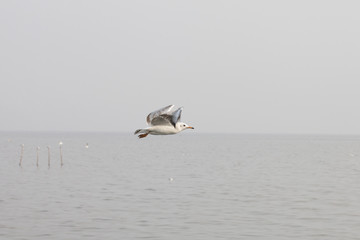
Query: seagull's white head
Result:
<box><xmin>176</xmin><ymin>122</ymin><xmax>194</xmax><ymax>132</ymax></box>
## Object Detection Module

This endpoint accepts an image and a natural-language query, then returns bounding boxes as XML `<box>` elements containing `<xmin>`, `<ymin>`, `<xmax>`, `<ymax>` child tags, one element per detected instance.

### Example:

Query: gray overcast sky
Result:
<box><xmin>1</xmin><ymin>0</ymin><xmax>359</xmax><ymax>134</ymax></box>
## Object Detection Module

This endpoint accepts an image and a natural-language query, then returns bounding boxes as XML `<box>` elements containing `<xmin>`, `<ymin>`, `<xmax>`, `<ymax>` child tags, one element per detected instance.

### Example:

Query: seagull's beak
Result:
<box><xmin>187</xmin><ymin>126</ymin><xmax>194</xmax><ymax>129</ymax></box>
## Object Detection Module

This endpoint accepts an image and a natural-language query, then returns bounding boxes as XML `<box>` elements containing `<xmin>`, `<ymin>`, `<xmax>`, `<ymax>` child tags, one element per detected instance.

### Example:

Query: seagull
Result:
<box><xmin>134</xmin><ymin>104</ymin><xmax>194</xmax><ymax>138</ymax></box>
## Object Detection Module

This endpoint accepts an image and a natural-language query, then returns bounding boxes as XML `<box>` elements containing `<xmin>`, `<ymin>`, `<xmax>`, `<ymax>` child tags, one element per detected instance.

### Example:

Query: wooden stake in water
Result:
<box><xmin>59</xmin><ymin>141</ymin><xmax>63</xmax><ymax>167</ymax></box>
<box><xmin>36</xmin><ymin>146</ymin><xmax>40</xmax><ymax>167</ymax></box>
<box><xmin>47</xmin><ymin>146</ymin><xmax>51</xmax><ymax>168</ymax></box>
<box><xmin>19</xmin><ymin>144</ymin><xmax>24</xmax><ymax>167</ymax></box>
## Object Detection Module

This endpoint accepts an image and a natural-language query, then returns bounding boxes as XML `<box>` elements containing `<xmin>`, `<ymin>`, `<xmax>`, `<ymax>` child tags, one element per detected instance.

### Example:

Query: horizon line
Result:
<box><xmin>1</xmin><ymin>130</ymin><xmax>360</xmax><ymax>136</ymax></box>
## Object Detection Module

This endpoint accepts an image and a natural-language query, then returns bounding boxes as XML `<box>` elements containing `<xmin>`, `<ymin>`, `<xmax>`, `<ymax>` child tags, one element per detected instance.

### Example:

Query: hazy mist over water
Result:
<box><xmin>1</xmin><ymin>1</ymin><xmax>360</xmax><ymax>134</ymax></box>
<box><xmin>1</xmin><ymin>132</ymin><xmax>360</xmax><ymax>239</ymax></box>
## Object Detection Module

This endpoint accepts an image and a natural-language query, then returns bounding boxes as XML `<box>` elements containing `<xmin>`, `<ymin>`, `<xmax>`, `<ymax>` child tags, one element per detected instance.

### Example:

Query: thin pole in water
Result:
<box><xmin>19</xmin><ymin>144</ymin><xmax>24</xmax><ymax>167</ymax></box>
<box><xmin>59</xmin><ymin>141</ymin><xmax>63</xmax><ymax>167</ymax></box>
<box><xmin>47</xmin><ymin>146</ymin><xmax>50</xmax><ymax>168</ymax></box>
<box><xmin>36</xmin><ymin>146</ymin><xmax>40</xmax><ymax>167</ymax></box>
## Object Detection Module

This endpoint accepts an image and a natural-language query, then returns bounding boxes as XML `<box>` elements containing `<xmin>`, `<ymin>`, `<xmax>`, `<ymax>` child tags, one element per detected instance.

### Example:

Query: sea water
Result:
<box><xmin>1</xmin><ymin>132</ymin><xmax>359</xmax><ymax>240</ymax></box>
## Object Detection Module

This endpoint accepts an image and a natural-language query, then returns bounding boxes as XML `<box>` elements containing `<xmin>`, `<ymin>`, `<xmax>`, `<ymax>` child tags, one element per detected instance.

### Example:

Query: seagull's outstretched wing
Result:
<box><xmin>171</xmin><ymin>107</ymin><xmax>183</xmax><ymax>125</ymax></box>
<box><xmin>150</xmin><ymin>107</ymin><xmax>183</xmax><ymax>127</ymax></box>
<box><xmin>147</xmin><ymin>105</ymin><xmax>174</xmax><ymax>125</ymax></box>
<box><xmin>150</xmin><ymin>115</ymin><xmax>174</xmax><ymax>126</ymax></box>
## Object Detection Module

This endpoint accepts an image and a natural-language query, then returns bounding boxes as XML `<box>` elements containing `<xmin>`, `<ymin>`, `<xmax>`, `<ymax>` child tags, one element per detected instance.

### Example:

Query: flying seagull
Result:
<box><xmin>134</xmin><ymin>105</ymin><xmax>194</xmax><ymax>138</ymax></box>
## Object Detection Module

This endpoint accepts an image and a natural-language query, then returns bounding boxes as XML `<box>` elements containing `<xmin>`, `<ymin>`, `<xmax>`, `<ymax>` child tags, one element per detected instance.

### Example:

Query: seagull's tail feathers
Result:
<box><xmin>134</xmin><ymin>129</ymin><xmax>146</xmax><ymax>135</ymax></box>
<box><xmin>134</xmin><ymin>129</ymin><xmax>150</xmax><ymax>139</ymax></box>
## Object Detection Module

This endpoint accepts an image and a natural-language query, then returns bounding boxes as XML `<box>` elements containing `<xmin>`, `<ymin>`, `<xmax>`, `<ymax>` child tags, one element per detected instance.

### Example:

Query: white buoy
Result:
<box><xmin>59</xmin><ymin>141</ymin><xmax>63</xmax><ymax>167</ymax></box>
<box><xmin>36</xmin><ymin>146</ymin><xmax>40</xmax><ymax>167</ymax></box>
<box><xmin>19</xmin><ymin>144</ymin><xmax>24</xmax><ymax>167</ymax></box>
<box><xmin>47</xmin><ymin>146</ymin><xmax>51</xmax><ymax>168</ymax></box>
<box><xmin>168</xmin><ymin>177</ymin><xmax>174</xmax><ymax>182</ymax></box>
<box><xmin>85</xmin><ymin>143</ymin><xmax>89</xmax><ymax>149</ymax></box>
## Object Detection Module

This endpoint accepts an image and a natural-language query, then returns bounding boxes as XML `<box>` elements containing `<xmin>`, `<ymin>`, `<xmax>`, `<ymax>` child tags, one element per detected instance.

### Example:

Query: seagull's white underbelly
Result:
<box><xmin>149</xmin><ymin>125</ymin><xmax>178</xmax><ymax>135</ymax></box>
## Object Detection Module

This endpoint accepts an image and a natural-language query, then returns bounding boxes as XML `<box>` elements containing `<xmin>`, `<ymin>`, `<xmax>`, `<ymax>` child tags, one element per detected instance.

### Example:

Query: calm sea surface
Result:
<box><xmin>1</xmin><ymin>132</ymin><xmax>360</xmax><ymax>240</ymax></box>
